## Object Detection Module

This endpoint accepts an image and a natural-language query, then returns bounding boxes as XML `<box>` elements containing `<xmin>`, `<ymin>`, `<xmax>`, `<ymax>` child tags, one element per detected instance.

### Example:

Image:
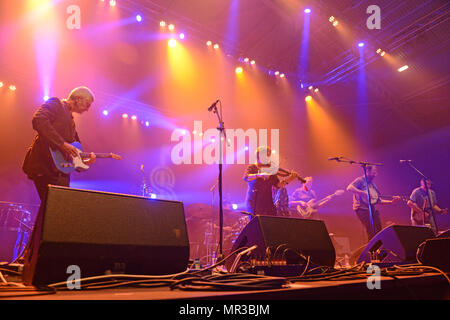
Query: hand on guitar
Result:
<box><xmin>61</xmin><ymin>142</ymin><xmax>79</xmax><ymax>159</ymax></box>
<box><xmin>83</xmin><ymin>152</ymin><xmax>97</xmax><ymax>165</ymax></box>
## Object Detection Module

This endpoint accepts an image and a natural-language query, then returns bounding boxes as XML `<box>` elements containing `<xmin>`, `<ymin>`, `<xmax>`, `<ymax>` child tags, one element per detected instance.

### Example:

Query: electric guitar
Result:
<box><xmin>50</xmin><ymin>142</ymin><xmax>122</xmax><ymax>174</ymax></box>
<box><xmin>293</xmin><ymin>190</ymin><xmax>345</xmax><ymax>218</ymax></box>
<box><xmin>411</xmin><ymin>198</ymin><xmax>448</xmax><ymax>226</ymax></box>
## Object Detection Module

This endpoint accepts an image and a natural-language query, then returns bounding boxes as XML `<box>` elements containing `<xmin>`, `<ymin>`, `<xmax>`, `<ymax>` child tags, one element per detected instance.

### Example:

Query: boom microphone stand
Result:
<box><xmin>329</xmin><ymin>157</ymin><xmax>383</xmax><ymax>238</ymax></box>
<box><xmin>403</xmin><ymin>161</ymin><xmax>438</xmax><ymax>233</ymax></box>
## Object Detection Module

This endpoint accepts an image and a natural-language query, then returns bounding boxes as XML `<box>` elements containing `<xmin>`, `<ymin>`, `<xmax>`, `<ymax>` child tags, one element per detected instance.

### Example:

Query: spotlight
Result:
<box><xmin>380</xmin><ymin>51</ymin><xmax>386</xmax><ymax>56</ymax></box>
<box><xmin>358</xmin><ymin>42</ymin><xmax>365</xmax><ymax>47</ymax></box>
<box><xmin>179</xmin><ymin>33</ymin><xmax>185</xmax><ymax>40</ymax></box>
<box><xmin>109</xmin><ymin>0</ymin><xmax>116</xmax><ymax>7</ymax></box>
<box><xmin>308</xmin><ymin>85</ymin><xmax>313</xmax><ymax>90</ymax></box>
<box><xmin>304</xmin><ymin>8</ymin><xmax>311</xmax><ymax>14</ymax></box>
<box><xmin>136</xmin><ymin>14</ymin><xmax>142</xmax><ymax>22</ymax></box>
<box><xmin>314</xmin><ymin>88</ymin><xmax>319</xmax><ymax>93</ymax></box>
<box><xmin>206</xmin><ymin>40</ymin><xmax>212</xmax><ymax>46</ymax></box>
<box><xmin>122</xmin><ymin>113</ymin><xmax>128</xmax><ymax>119</ymax></box>
<box><xmin>398</xmin><ymin>65</ymin><xmax>409</xmax><ymax>72</ymax></box>
<box><xmin>102</xmin><ymin>110</ymin><xmax>109</xmax><ymax>116</ymax></box>
<box><xmin>145</xmin><ymin>121</ymin><xmax>150</xmax><ymax>127</ymax></box>
<box><xmin>232</xmin><ymin>204</ymin><xmax>238</xmax><ymax>210</ymax></box>
<box><xmin>168</xmin><ymin>38</ymin><xmax>177</xmax><ymax>48</ymax></box>
<box><xmin>235</xmin><ymin>67</ymin><xmax>243</xmax><ymax>74</ymax></box>
<box><xmin>43</xmin><ymin>95</ymin><xmax>50</xmax><ymax>101</ymax></box>
<box><xmin>9</xmin><ymin>85</ymin><xmax>16</xmax><ymax>91</ymax></box>
<box><xmin>168</xmin><ymin>24</ymin><xmax>175</xmax><ymax>31</ymax></box>
<box><xmin>213</xmin><ymin>44</ymin><xmax>219</xmax><ymax>49</ymax></box>
<box><xmin>329</xmin><ymin>16</ymin><xmax>335</xmax><ymax>22</ymax></box>
<box><xmin>150</xmin><ymin>193</ymin><xmax>157</xmax><ymax>199</ymax></box>
<box><xmin>274</xmin><ymin>71</ymin><xmax>280</xmax><ymax>76</ymax></box>
<box><xmin>280</xmin><ymin>73</ymin><xmax>285</xmax><ymax>78</ymax></box>
<box><xmin>244</xmin><ymin>146</ymin><xmax>249</xmax><ymax>151</ymax></box>
<box><xmin>332</xmin><ymin>20</ymin><xmax>339</xmax><ymax>27</ymax></box>
<box><xmin>305</xmin><ymin>95</ymin><xmax>312</xmax><ymax>102</ymax></box>
<box><xmin>0</xmin><ymin>82</ymin><xmax>3</xmax><ymax>88</ymax></box>
<box><xmin>159</xmin><ymin>21</ymin><xmax>166</xmax><ymax>27</ymax></box>
<box><xmin>250</xmin><ymin>60</ymin><xmax>255</xmax><ymax>65</ymax></box>
<box><xmin>376</xmin><ymin>48</ymin><xmax>382</xmax><ymax>54</ymax></box>
<box><xmin>131</xmin><ymin>115</ymin><xmax>137</xmax><ymax>120</ymax></box>
<box><xmin>244</xmin><ymin>57</ymin><xmax>249</xmax><ymax>63</ymax></box>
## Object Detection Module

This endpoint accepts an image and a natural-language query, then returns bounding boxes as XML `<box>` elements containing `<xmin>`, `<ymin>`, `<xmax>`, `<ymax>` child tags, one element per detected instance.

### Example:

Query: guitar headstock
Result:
<box><xmin>110</xmin><ymin>153</ymin><xmax>122</xmax><ymax>160</ymax></box>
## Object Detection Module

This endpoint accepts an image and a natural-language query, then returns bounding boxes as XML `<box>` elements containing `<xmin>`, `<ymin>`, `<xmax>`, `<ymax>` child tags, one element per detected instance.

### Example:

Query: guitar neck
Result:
<box><xmin>80</xmin><ymin>152</ymin><xmax>112</xmax><ymax>158</ymax></box>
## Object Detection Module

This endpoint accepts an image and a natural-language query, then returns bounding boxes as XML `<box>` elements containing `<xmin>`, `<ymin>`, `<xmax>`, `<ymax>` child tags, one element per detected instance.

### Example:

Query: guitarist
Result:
<box><xmin>22</xmin><ymin>87</ymin><xmax>96</xmax><ymax>203</ymax></box>
<box><xmin>290</xmin><ymin>177</ymin><xmax>318</xmax><ymax>219</ymax></box>
<box><xmin>407</xmin><ymin>178</ymin><xmax>447</xmax><ymax>234</ymax></box>
<box><xmin>347</xmin><ymin>165</ymin><xmax>399</xmax><ymax>241</ymax></box>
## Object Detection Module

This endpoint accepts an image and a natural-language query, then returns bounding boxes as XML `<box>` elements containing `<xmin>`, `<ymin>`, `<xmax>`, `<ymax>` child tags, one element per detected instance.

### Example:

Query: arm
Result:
<box><xmin>346</xmin><ymin>180</ymin><xmax>366</xmax><ymax>198</ymax></box>
<box><xmin>276</xmin><ymin>171</ymin><xmax>298</xmax><ymax>188</ymax></box>
<box><xmin>32</xmin><ymin>99</ymin><xmax>66</xmax><ymax>148</ymax></box>
<box><xmin>407</xmin><ymin>200</ymin><xmax>425</xmax><ymax>215</ymax></box>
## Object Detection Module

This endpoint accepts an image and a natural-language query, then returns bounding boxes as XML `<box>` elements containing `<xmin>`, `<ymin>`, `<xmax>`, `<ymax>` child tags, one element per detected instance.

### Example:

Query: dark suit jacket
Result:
<box><xmin>22</xmin><ymin>98</ymin><xmax>80</xmax><ymax>179</ymax></box>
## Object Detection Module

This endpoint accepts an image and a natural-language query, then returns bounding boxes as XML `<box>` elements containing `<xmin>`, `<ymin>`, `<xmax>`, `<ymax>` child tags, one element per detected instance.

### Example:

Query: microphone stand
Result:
<box><xmin>330</xmin><ymin>157</ymin><xmax>383</xmax><ymax>238</ymax></box>
<box><xmin>404</xmin><ymin>162</ymin><xmax>438</xmax><ymax>233</ymax></box>
<box><xmin>208</xmin><ymin>100</ymin><xmax>227</xmax><ymax>263</ymax></box>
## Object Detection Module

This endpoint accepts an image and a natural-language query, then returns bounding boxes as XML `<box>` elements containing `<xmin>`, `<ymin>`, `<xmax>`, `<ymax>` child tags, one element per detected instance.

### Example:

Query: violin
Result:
<box><xmin>277</xmin><ymin>167</ymin><xmax>307</xmax><ymax>184</ymax></box>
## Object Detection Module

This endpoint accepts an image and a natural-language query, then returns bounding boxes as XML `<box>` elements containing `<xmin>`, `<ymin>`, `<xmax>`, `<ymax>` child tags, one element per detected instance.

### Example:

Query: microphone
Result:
<box><xmin>208</xmin><ymin>99</ymin><xmax>220</xmax><ymax>112</ymax></box>
<box><xmin>328</xmin><ymin>157</ymin><xmax>341</xmax><ymax>161</ymax></box>
<box><xmin>400</xmin><ymin>160</ymin><xmax>413</xmax><ymax>163</ymax></box>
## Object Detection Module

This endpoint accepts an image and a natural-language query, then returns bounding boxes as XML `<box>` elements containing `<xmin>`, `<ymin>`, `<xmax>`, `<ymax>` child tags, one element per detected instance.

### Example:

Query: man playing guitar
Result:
<box><xmin>347</xmin><ymin>165</ymin><xmax>400</xmax><ymax>241</ymax></box>
<box><xmin>407</xmin><ymin>178</ymin><xmax>448</xmax><ymax>234</ymax></box>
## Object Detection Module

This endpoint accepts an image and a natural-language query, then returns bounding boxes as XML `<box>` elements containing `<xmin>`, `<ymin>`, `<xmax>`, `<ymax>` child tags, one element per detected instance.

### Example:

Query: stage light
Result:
<box><xmin>102</xmin><ymin>110</ymin><xmax>109</xmax><ymax>116</ymax></box>
<box><xmin>271</xmin><ymin>150</ymin><xmax>277</xmax><ymax>154</ymax></box>
<box><xmin>160</xmin><ymin>21</ymin><xmax>166</xmax><ymax>27</ymax></box>
<box><xmin>244</xmin><ymin>58</ymin><xmax>249</xmax><ymax>63</ymax></box>
<box><xmin>308</xmin><ymin>85</ymin><xmax>313</xmax><ymax>90</ymax></box>
<box><xmin>376</xmin><ymin>48</ymin><xmax>382</xmax><ymax>54</ymax></box>
<box><xmin>332</xmin><ymin>20</ymin><xmax>339</xmax><ymax>27</ymax></box>
<box><xmin>244</xmin><ymin>146</ymin><xmax>249</xmax><ymax>151</ymax></box>
<box><xmin>274</xmin><ymin>71</ymin><xmax>280</xmax><ymax>76</ymax></box>
<box><xmin>235</xmin><ymin>67</ymin><xmax>243</xmax><ymax>74</ymax></box>
<box><xmin>358</xmin><ymin>42</ymin><xmax>365</xmax><ymax>47</ymax></box>
<box><xmin>122</xmin><ymin>113</ymin><xmax>128</xmax><ymax>119</ymax></box>
<box><xmin>380</xmin><ymin>51</ymin><xmax>386</xmax><ymax>56</ymax></box>
<box><xmin>136</xmin><ymin>14</ymin><xmax>142</xmax><ymax>22</ymax></box>
<box><xmin>232</xmin><ymin>204</ymin><xmax>238</xmax><ymax>210</ymax></box>
<box><xmin>181</xmin><ymin>129</ymin><xmax>186</xmax><ymax>135</ymax></box>
<box><xmin>329</xmin><ymin>16</ymin><xmax>335</xmax><ymax>22</ymax></box>
<box><xmin>145</xmin><ymin>121</ymin><xmax>150</xmax><ymax>127</ymax></box>
<box><xmin>43</xmin><ymin>95</ymin><xmax>49</xmax><ymax>101</ymax></box>
<box><xmin>9</xmin><ymin>85</ymin><xmax>16</xmax><ymax>91</ymax></box>
<box><xmin>280</xmin><ymin>73</ymin><xmax>285</xmax><ymax>78</ymax></box>
<box><xmin>150</xmin><ymin>193</ymin><xmax>157</xmax><ymax>199</ymax></box>
<box><xmin>109</xmin><ymin>0</ymin><xmax>116</xmax><ymax>7</ymax></box>
<box><xmin>131</xmin><ymin>115</ymin><xmax>137</xmax><ymax>120</ymax></box>
<box><xmin>179</xmin><ymin>33</ymin><xmax>185</xmax><ymax>39</ymax></box>
<box><xmin>314</xmin><ymin>88</ymin><xmax>319</xmax><ymax>92</ymax></box>
<box><xmin>213</xmin><ymin>44</ymin><xmax>219</xmax><ymax>49</ymax></box>
<box><xmin>206</xmin><ymin>40</ymin><xmax>212</xmax><ymax>46</ymax></box>
<box><xmin>168</xmin><ymin>24</ymin><xmax>175</xmax><ymax>31</ymax></box>
<box><xmin>168</xmin><ymin>38</ymin><xmax>177</xmax><ymax>48</ymax></box>
<box><xmin>250</xmin><ymin>60</ymin><xmax>255</xmax><ymax>65</ymax></box>
<box><xmin>304</xmin><ymin>8</ymin><xmax>311</xmax><ymax>13</ymax></box>
<box><xmin>398</xmin><ymin>65</ymin><xmax>409</xmax><ymax>72</ymax></box>
<box><xmin>0</xmin><ymin>82</ymin><xmax>3</xmax><ymax>88</ymax></box>
<box><xmin>305</xmin><ymin>95</ymin><xmax>312</xmax><ymax>102</ymax></box>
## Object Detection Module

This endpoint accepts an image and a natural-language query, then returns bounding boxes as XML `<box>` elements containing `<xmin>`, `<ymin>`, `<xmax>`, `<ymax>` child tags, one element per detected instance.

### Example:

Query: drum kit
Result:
<box><xmin>184</xmin><ymin>203</ymin><xmax>250</xmax><ymax>264</ymax></box>
<box><xmin>0</xmin><ymin>203</ymin><xmax>33</xmax><ymax>262</ymax></box>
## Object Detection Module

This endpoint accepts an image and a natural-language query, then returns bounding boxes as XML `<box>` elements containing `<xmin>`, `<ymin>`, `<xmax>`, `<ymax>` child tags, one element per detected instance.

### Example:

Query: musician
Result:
<box><xmin>290</xmin><ymin>177</ymin><xmax>319</xmax><ymax>219</ymax></box>
<box><xmin>244</xmin><ymin>146</ymin><xmax>298</xmax><ymax>216</ymax></box>
<box><xmin>22</xmin><ymin>87</ymin><xmax>96</xmax><ymax>203</ymax></box>
<box><xmin>347</xmin><ymin>165</ymin><xmax>399</xmax><ymax>241</ymax></box>
<box><xmin>407</xmin><ymin>178</ymin><xmax>447</xmax><ymax>234</ymax></box>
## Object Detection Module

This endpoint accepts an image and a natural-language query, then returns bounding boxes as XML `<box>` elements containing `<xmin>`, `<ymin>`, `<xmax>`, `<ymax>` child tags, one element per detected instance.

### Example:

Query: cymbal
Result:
<box><xmin>185</xmin><ymin>203</ymin><xmax>213</xmax><ymax>219</ymax></box>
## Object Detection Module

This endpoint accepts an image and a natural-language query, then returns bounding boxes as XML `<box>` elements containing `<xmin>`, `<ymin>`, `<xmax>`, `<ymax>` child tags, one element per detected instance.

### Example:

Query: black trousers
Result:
<box><xmin>33</xmin><ymin>174</ymin><xmax>70</xmax><ymax>202</ymax></box>
<box><xmin>355</xmin><ymin>208</ymin><xmax>381</xmax><ymax>242</ymax></box>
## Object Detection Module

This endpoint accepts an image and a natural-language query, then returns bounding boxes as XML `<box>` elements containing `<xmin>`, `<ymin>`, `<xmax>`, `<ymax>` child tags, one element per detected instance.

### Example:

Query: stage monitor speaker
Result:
<box><xmin>357</xmin><ymin>225</ymin><xmax>434</xmax><ymax>264</ymax></box>
<box><xmin>226</xmin><ymin>216</ymin><xmax>335</xmax><ymax>269</ymax></box>
<box><xmin>23</xmin><ymin>185</ymin><xmax>190</xmax><ymax>286</ymax></box>
<box><xmin>417</xmin><ymin>237</ymin><xmax>450</xmax><ymax>272</ymax></box>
